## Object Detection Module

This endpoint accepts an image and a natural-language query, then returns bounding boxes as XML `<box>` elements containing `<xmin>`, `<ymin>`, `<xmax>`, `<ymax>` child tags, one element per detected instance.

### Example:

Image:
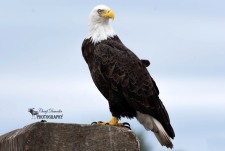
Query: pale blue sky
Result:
<box><xmin>0</xmin><ymin>1</ymin><xmax>225</xmax><ymax>151</ymax></box>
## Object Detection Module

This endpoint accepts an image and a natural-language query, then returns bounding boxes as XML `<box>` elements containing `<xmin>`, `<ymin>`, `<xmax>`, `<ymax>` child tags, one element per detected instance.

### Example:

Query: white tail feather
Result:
<box><xmin>136</xmin><ymin>111</ymin><xmax>173</xmax><ymax>149</ymax></box>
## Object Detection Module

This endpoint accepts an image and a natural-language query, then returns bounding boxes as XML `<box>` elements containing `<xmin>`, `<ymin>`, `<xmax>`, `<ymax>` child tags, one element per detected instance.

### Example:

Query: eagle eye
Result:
<box><xmin>97</xmin><ymin>9</ymin><xmax>104</xmax><ymax>14</ymax></box>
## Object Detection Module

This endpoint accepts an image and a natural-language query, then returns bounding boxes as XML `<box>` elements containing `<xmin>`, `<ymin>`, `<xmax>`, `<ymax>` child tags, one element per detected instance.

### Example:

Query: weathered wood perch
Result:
<box><xmin>0</xmin><ymin>122</ymin><xmax>140</xmax><ymax>151</ymax></box>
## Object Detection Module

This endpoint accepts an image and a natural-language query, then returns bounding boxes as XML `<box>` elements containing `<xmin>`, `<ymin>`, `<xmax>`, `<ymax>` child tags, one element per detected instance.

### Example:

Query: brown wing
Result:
<box><xmin>93</xmin><ymin>37</ymin><xmax>175</xmax><ymax>138</ymax></box>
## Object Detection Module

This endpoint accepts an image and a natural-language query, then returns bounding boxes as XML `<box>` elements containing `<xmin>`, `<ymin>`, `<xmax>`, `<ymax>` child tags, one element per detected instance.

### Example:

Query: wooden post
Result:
<box><xmin>0</xmin><ymin>122</ymin><xmax>140</xmax><ymax>151</ymax></box>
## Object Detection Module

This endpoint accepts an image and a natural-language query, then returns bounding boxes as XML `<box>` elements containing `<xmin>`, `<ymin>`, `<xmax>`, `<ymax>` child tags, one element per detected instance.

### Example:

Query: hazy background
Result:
<box><xmin>0</xmin><ymin>0</ymin><xmax>225</xmax><ymax>151</ymax></box>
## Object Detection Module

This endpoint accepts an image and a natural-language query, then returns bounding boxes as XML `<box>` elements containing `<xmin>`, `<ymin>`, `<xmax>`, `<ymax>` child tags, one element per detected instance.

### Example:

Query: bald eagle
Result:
<box><xmin>82</xmin><ymin>5</ymin><xmax>175</xmax><ymax>148</ymax></box>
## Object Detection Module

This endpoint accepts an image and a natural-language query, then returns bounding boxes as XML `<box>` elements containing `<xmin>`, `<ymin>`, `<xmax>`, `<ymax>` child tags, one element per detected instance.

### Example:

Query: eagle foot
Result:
<box><xmin>91</xmin><ymin>117</ymin><xmax>131</xmax><ymax>129</ymax></box>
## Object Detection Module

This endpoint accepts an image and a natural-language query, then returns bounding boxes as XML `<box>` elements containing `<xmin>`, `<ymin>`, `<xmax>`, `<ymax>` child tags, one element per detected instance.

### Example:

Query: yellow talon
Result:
<box><xmin>108</xmin><ymin>116</ymin><xmax>122</xmax><ymax>126</ymax></box>
<box><xmin>96</xmin><ymin>121</ymin><xmax>107</xmax><ymax>125</ymax></box>
<box><xmin>91</xmin><ymin>116</ymin><xmax>131</xmax><ymax>129</ymax></box>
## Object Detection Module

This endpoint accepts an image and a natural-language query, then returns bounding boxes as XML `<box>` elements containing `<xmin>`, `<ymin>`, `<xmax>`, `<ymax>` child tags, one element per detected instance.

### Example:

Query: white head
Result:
<box><xmin>87</xmin><ymin>5</ymin><xmax>116</xmax><ymax>44</ymax></box>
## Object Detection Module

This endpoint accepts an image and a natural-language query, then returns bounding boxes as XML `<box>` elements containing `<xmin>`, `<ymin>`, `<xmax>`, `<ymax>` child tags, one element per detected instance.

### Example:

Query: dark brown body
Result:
<box><xmin>82</xmin><ymin>36</ymin><xmax>175</xmax><ymax>138</ymax></box>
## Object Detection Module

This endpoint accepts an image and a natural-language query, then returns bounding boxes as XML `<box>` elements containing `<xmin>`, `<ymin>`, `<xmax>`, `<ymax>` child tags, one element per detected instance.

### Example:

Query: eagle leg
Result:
<box><xmin>91</xmin><ymin>116</ymin><xmax>131</xmax><ymax>129</ymax></box>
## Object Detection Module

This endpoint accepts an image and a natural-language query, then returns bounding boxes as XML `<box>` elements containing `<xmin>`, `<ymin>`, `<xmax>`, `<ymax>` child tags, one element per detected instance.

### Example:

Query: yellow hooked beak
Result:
<box><xmin>101</xmin><ymin>9</ymin><xmax>115</xmax><ymax>20</ymax></box>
